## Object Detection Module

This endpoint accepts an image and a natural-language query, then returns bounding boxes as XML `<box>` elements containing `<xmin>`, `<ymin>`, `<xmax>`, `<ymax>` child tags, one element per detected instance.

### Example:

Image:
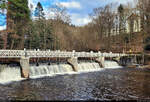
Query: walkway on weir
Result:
<box><xmin>0</xmin><ymin>49</ymin><xmax>139</xmax><ymax>58</ymax></box>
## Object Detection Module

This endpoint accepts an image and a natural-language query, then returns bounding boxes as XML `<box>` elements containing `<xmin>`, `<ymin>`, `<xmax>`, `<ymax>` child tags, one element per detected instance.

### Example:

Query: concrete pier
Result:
<box><xmin>95</xmin><ymin>57</ymin><xmax>105</xmax><ymax>68</ymax></box>
<box><xmin>67</xmin><ymin>57</ymin><xmax>78</xmax><ymax>72</ymax></box>
<box><xmin>20</xmin><ymin>57</ymin><xmax>30</xmax><ymax>78</ymax></box>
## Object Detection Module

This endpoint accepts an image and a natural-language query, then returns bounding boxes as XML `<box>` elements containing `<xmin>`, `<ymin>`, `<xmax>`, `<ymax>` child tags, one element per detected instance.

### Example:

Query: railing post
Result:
<box><xmin>98</xmin><ymin>51</ymin><xmax>101</xmax><ymax>57</ymax></box>
<box><xmin>24</xmin><ymin>48</ymin><xmax>27</xmax><ymax>57</ymax></box>
<box><xmin>73</xmin><ymin>50</ymin><xmax>75</xmax><ymax>57</ymax></box>
<box><xmin>90</xmin><ymin>51</ymin><xmax>93</xmax><ymax>57</ymax></box>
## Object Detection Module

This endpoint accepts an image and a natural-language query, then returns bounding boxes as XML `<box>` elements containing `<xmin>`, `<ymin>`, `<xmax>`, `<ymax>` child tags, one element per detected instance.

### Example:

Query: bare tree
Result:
<box><xmin>48</xmin><ymin>3</ymin><xmax>71</xmax><ymax>24</ymax></box>
<box><xmin>136</xmin><ymin>0</ymin><xmax>150</xmax><ymax>34</ymax></box>
<box><xmin>90</xmin><ymin>4</ymin><xmax>116</xmax><ymax>52</ymax></box>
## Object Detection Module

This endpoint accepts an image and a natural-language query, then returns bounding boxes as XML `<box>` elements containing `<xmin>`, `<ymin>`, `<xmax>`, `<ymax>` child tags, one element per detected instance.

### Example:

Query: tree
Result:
<box><xmin>24</xmin><ymin>19</ymin><xmax>55</xmax><ymax>50</ymax></box>
<box><xmin>118</xmin><ymin>4</ymin><xmax>126</xmax><ymax>34</ymax></box>
<box><xmin>137</xmin><ymin>0</ymin><xmax>150</xmax><ymax>34</ymax></box>
<box><xmin>34</xmin><ymin>2</ymin><xmax>54</xmax><ymax>50</ymax></box>
<box><xmin>0</xmin><ymin>0</ymin><xmax>6</xmax><ymax>13</ymax></box>
<box><xmin>0</xmin><ymin>0</ymin><xmax>7</xmax><ymax>49</ymax></box>
<box><xmin>136</xmin><ymin>0</ymin><xmax>150</xmax><ymax>52</ymax></box>
<box><xmin>49</xmin><ymin>3</ymin><xmax>71</xmax><ymax>24</ymax></box>
<box><xmin>6</xmin><ymin>0</ymin><xmax>30</xmax><ymax>49</ymax></box>
<box><xmin>24</xmin><ymin>21</ymin><xmax>40</xmax><ymax>49</ymax></box>
<box><xmin>34</xmin><ymin>2</ymin><xmax>45</xmax><ymax>19</ymax></box>
<box><xmin>90</xmin><ymin>4</ymin><xmax>115</xmax><ymax>52</ymax></box>
<box><xmin>37</xmin><ymin>20</ymin><xmax>54</xmax><ymax>49</ymax></box>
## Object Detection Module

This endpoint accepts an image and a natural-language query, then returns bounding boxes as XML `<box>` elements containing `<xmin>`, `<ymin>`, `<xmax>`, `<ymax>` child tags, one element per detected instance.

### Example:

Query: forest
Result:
<box><xmin>0</xmin><ymin>0</ymin><xmax>150</xmax><ymax>53</ymax></box>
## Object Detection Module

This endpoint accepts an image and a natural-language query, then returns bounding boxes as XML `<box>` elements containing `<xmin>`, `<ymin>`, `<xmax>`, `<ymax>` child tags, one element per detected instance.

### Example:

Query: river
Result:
<box><xmin>0</xmin><ymin>61</ymin><xmax>150</xmax><ymax>101</ymax></box>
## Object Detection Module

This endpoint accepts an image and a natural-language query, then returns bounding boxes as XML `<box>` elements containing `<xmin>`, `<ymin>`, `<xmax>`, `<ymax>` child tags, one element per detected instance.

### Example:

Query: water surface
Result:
<box><xmin>0</xmin><ymin>67</ymin><xmax>150</xmax><ymax>101</ymax></box>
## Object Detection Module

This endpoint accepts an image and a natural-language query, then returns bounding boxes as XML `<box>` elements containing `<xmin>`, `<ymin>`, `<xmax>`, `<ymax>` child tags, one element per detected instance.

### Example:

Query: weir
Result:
<box><xmin>0</xmin><ymin>50</ymin><xmax>141</xmax><ymax>78</ymax></box>
<box><xmin>0</xmin><ymin>60</ymin><xmax>122</xmax><ymax>84</ymax></box>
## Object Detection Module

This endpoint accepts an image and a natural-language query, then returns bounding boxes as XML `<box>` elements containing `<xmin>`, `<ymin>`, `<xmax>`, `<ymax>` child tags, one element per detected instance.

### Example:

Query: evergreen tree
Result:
<box><xmin>0</xmin><ymin>0</ymin><xmax>6</xmax><ymax>11</ymax></box>
<box><xmin>44</xmin><ymin>21</ymin><xmax>54</xmax><ymax>49</ymax></box>
<box><xmin>37</xmin><ymin>20</ymin><xmax>54</xmax><ymax>49</ymax></box>
<box><xmin>118</xmin><ymin>4</ymin><xmax>125</xmax><ymax>34</ymax></box>
<box><xmin>24</xmin><ymin>22</ymin><xmax>40</xmax><ymax>49</ymax></box>
<box><xmin>25</xmin><ymin>19</ymin><xmax>54</xmax><ymax>50</ymax></box>
<box><xmin>34</xmin><ymin>2</ymin><xmax>54</xmax><ymax>50</ymax></box>
<box><xmin>34</xmin><ymin>2</ymin><xmax>45</xmax><ymax>19</ymax></box>
<box><xmin>118</xmin><ymin>4</ymin><xmax>124</xmax><ymax>14</ymax></box>
<box><xmin>7</xmin><ymin>0</ymin><xmax>30</xmax><ymax>49</ymax></box>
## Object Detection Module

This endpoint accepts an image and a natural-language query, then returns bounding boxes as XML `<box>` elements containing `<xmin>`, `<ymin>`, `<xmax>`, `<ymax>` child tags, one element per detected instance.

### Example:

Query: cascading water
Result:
<box><xmin>29</xmin><ymin>63</ymin><xmax>74</xmax><ymax>78</ymax></box>
<box><xmin>0</xmin><ymin>65</ymin><xmax>23</xmax><ymax>84</ymax></box>
<box><xmin>104</xmin><ymin>61</ymin><xmax>122</xmax><ymax>68</ymax></box>
<box><xmin>0</xmin><ymin>60</ymin><xmax>121</xmax><ymax>84</ymax></box>
<box><xmin>78</xmin><ymin>62</ymin><xmax>102</xmax><ymax>72</ymax></box>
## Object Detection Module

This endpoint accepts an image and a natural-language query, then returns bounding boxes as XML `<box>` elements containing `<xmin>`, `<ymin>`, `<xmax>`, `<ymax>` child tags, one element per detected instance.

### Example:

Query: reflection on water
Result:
<box><xmin>0</xmin><ymin>68</ymin><xmax>150</xmax><ymax>101</ymax></box>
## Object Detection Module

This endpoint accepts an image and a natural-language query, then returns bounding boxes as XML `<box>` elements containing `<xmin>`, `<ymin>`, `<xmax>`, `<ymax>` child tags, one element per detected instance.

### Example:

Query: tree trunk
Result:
<box><xmin>10</xmin><ymin>39</ymin><xmax>14</xmax><ymax>49</ymax></box>
<box><xmin>3</xmin><ymin>32</ymin><xmax>8</xmax><ymax>49</ymax></box>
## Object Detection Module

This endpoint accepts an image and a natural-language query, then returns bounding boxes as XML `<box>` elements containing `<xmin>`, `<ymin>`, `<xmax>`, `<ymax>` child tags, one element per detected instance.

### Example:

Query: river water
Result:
<box><xmin>0</xmin><ymin>61</ymin><xmax>150</xmax><ymax>101</ymax></box>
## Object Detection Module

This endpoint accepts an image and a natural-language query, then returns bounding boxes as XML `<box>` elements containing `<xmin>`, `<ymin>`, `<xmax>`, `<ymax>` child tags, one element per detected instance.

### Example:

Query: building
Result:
<box><xmin>110</xmin><ymin>12</ymin><xmax>143</xmax><ymax>53</ymax></box>
<box><xmin>111</xmin><ymin>12</ymin><xmax>141</xmax><ymax>35</ymax></box>
<box><xmin>126</xmin><ymin>13</ymin><xmax>141</xmax><ymax>33</ymax></box>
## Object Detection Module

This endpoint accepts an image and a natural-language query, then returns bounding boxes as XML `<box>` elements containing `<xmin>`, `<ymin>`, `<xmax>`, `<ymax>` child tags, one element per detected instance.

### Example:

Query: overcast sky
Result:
<box><xmin>0</xmin><ymin>0</ymin><xmax>133</xmax><ymax>30</ymax></box>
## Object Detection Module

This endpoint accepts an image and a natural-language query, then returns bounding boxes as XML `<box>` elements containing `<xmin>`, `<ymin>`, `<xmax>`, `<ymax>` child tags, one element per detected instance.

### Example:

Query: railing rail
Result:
<box><xmin>0</xmin><ymin>49</ymin><xmax>138</xmax><ymax>58</ymax></box>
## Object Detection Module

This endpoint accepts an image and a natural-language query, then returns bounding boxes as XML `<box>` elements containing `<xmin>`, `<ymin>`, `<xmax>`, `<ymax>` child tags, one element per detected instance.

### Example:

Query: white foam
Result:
<box><xmin>0</xmin><ymin>65</ymin><xmax>25</xmax><ymax>84</ymax></box>
<box><xmin>104</xmin><ymin>61</ymin><xmax>122</xmax><ymax>68</ymax></box>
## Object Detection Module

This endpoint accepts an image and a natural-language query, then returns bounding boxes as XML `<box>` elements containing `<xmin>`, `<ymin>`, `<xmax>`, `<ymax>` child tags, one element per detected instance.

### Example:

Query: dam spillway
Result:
<box><xmin>0</xmin><ymin>61</ymin><xmax>122</xmax><ymax>84</ymax></box>
<box><xmin>0</xmin><ymin>49</ymin><xmax>141</xmax><ymax>84</ymax></box>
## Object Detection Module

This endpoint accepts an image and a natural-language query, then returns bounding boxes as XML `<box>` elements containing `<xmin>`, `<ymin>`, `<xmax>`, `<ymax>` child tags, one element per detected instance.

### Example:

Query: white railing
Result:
<box><xmin>0</xmin><ymin>49</ymin><xmax>130</xmax><ymax>58</ymax></box>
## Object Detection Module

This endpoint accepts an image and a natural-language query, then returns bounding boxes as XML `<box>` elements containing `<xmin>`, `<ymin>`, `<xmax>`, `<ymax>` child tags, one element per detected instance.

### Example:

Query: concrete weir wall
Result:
<box><xmin>20</xmin><ymin>57</ymin><xmax>30</xmax><ymax>78</ymax></box>
<box><xmin>95</xmin><ymin>57</ymin><xmax>105</xmax><ymax>68</ymax></box>
<box><xmin>67</xmin><ymin>57</ymin><xmax>105</xmax><ymax>71</ymax></box>
<box><xmin>67</xmin><ymin>57</ymin><xmax>78</xmax><ymax>72</ymax></box>
<box><xmin>19</xmin><ymin>56</ymin><xmax>105</xmax><ymax>78</ymax></box>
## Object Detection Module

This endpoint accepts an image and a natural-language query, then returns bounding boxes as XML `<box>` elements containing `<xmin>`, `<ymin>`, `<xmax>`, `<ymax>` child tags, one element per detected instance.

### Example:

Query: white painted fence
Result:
<box><xmin>0</xmin><ymin>49</ymin><xmax>130</xmax><ymax>58</ymax></box>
